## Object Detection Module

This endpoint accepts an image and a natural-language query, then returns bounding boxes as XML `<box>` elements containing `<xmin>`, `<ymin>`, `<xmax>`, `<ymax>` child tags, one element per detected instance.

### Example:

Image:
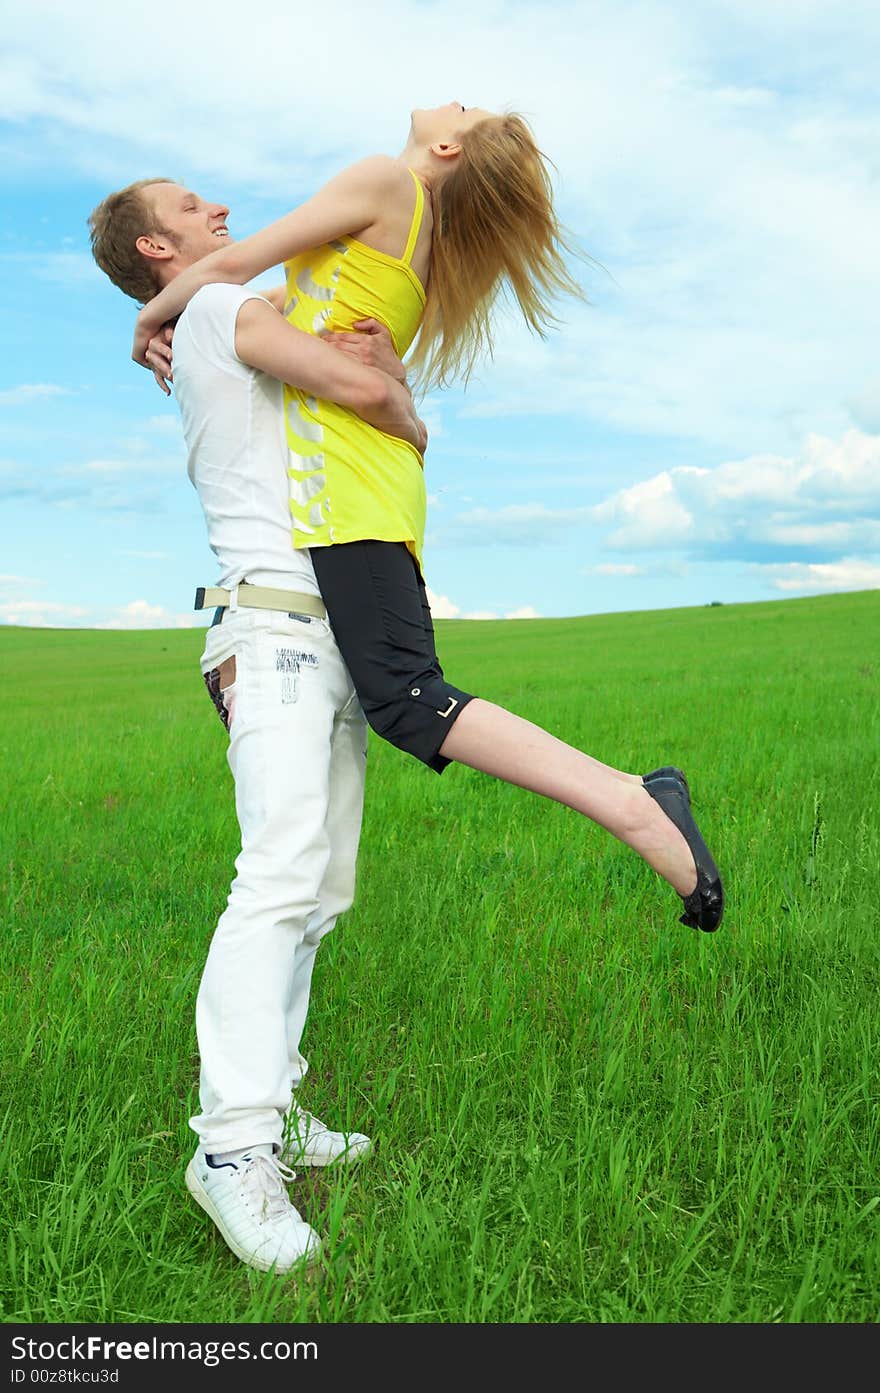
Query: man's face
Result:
<box><xmin>144</xmin><ymin>183</ymin><xmax>231</xmax><ymax>269</ymax></box>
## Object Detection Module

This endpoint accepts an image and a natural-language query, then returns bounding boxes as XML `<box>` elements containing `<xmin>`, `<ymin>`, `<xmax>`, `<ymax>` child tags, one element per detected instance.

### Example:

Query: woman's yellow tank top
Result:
<box><xmin>281</xmin><ymin>169</ymin><xmax>427</xmax><ymax>570</ymax></box>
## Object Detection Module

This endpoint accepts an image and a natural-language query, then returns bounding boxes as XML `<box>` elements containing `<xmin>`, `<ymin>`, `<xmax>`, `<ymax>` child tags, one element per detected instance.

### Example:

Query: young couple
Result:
<box><xmin>90</xmin><ymin>99</ymin><xmax>723</xmax><ymax>1277</ymax></box>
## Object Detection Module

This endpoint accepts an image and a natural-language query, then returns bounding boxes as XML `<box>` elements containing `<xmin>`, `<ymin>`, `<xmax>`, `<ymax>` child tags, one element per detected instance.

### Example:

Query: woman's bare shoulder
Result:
<box><xmin>338</xmin><ymin>154</ymin><xmax>412</xmax><ymax>190</ymax></box>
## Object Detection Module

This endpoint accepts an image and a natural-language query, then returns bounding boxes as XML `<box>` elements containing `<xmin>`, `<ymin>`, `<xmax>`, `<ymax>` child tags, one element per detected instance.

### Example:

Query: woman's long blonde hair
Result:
<box><xmin>407</xmin><ymin>113</ymin><xmax>586</xmax><ymax>391</ymax></box>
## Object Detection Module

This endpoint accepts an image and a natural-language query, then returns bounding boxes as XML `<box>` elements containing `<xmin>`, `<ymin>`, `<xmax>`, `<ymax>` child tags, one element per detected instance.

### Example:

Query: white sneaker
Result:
<box><xmin>281</xmin><ymin>1102</ymin><xmax>372</xmax><ymax>1168</ymax></box>
<box><xmin>185</xmin><ymin>1147</ymin><xmax>322</xmax><ymax>1272</ymax></box>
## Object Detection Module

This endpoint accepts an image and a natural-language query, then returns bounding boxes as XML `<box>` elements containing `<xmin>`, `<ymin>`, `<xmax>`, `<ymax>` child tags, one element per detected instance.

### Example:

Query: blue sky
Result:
<box><xmin>2</xmin><ymin>0</ymin><xmax>878</xmax><ymax>628</ymax></box>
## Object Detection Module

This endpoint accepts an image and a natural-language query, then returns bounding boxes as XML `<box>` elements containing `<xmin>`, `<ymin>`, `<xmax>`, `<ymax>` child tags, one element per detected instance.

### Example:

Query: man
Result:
<box><xmin>89</xmin><ymin>178</ymin><xmax>424</xmax><ymax>1274</ymax></box>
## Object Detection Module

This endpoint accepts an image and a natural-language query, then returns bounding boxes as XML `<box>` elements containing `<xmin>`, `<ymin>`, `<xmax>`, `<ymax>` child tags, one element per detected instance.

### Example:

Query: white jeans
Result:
<box><xmin>190</xmin><ymin>605</ymin><xmax>367</xmax><ymax>1154</ymax></box>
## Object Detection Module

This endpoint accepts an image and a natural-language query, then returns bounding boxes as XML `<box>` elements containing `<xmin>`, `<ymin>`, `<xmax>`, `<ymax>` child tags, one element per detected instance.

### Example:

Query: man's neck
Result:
<box><xmin>156</xmin><ymin>254</ymin><xmax>200</xmax><ymax>291</ymax></box>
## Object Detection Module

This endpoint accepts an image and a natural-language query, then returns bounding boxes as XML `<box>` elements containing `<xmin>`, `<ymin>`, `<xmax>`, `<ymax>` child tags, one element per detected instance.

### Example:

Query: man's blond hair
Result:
<box><xmin>88</xmin><ymin>178</ymin><xmax>178</xmax><ymax>303</ymax></box>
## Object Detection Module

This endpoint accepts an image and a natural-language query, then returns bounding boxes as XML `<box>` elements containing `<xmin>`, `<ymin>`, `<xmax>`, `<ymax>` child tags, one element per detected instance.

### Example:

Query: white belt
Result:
<box><xmin>194</xmin><ymin>582</ymin><xmax>326</xmax><ymax>619</ymax></box>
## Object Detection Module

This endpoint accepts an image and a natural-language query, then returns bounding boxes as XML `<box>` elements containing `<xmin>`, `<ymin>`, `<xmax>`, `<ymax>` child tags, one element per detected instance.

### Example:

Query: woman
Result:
<box><xmin>134</xmin><ymin>102</ymin><xmax>723</xmax><ymax>932</ymax></box>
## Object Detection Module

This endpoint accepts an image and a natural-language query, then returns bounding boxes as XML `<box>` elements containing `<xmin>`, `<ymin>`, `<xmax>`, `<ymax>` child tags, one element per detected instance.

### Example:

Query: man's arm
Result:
<box><xmin>234</xmin><ymin>298</ymin><xmax>426</xmax><ymax>453</ymax></box>
<box><xmin>144</xmin><ymin>309</ymin><xmax>408</xmax><ymax>397</ymax></box>
<box><xmin>258</xmin><ymin>286</ymin><xmax>287</xmax><ymax>313</ymax></box>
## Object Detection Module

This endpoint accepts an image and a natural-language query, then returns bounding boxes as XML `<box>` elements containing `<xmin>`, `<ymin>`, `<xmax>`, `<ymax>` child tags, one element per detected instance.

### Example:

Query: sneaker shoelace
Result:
<box><xmin>241</xmin><ymin>1153</ymin><xmax>298</xmax><ymax>1222</ymax></box>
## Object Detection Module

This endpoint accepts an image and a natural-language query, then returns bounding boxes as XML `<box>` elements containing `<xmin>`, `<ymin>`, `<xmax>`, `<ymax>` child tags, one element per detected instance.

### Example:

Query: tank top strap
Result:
<box><xmin>402</xmin><ymin>169</ymin><xmax>426</xmax><ymax>266</ymax></box>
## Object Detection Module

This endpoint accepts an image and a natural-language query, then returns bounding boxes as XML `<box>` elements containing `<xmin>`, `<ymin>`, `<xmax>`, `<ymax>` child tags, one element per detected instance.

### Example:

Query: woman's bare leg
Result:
<box><xmin>438</xmin><ymin>698</ymin><xmax>699</xmax><ymax>897</ymax></box>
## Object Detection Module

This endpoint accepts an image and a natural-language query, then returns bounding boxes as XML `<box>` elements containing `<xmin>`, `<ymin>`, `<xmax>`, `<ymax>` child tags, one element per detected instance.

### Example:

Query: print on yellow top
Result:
<box><xmin>282</xmin><ymin>170</ymin><xmax>428</xmax><ymax>572</ymax></box>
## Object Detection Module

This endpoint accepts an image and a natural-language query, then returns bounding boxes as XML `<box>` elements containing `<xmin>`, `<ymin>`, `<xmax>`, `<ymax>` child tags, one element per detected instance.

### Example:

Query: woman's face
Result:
<box><xmin>410</xmin><ymin>101</ymin><xmax>494</xmax><ymax>147</ymax></box>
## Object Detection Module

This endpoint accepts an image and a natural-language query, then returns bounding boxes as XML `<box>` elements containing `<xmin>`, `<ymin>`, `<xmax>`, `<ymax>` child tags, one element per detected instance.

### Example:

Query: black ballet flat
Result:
<box><xmin>642</xmin><ymin>771</ymin><xmax>724</xmax><ymax>932</ymax></box>
<box><xmin>643</xmin><ymin>765</ymin><xmax>690</xmax><ymax>801</ymax></box>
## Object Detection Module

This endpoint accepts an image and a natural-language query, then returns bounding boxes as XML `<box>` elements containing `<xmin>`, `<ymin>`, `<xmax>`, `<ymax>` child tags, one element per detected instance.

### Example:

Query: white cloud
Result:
<box><xmin>418</xmin><ymin>402</ymin><xmax>444</xmax><ymax>442</ymax></box>
<box><xmin>62</xmin><ymin>452</ymin><xmax>182</xmax><ymax>475</ymax></box>
<box><xmin>849</xmin><ymin>379</ymin><xmax>880</xmax><ymax>434</ymax></box>
<box><xmin>425</xmin><ymin>586</ymin><xmax>460</xmax><ymax>619</ymax></box>
<box><xmin>32</xmin><ymin>252</ymin><xmax>101</xmax><ymax>285</ymax></box>
<box><xmin>444</xmin><ymin>503</ymin><xmax>592</xmax><ymax>546</ymax></box>
<box><xmin>425</xmin><ymin>586</ymin><xmax>541</xmax><ymax>621</ymax></box>
<box><xmin>587</xmin><ymin>563</ymin><xmax>644</xmax><ymax>576</ymax></box>
<box><xmin>593</xmin><ymin>472</ymin><xmax>698</xmax><ymax>549</ymax></box>
<box><xmin>0</xmin><ymin>383</ymin><xmax>73</xmax><ymax>405</ymax></box>
<box><xmin>99</xmin><ymin>599</ymin><xmax>204</xmax><ymax>629</ymax></box>
<box><xmin>769</xmin><ymin>521</ymin><xmax>880</xmax><ymax>548</ymax></box>
<box><xmin>0</xmin><ymin>250</ymin><xmax>103</xmax><ymax>286</ymax></box>
<box><xmin>0</xmin><ymin>600</ymin><xmax>89</xmax><ymax>626</ymax></box>
<box><xmin>79</xmin><ymin>458</ymin><xmax>152</xmax><ymax>474</ymax></box>
<box><xmin>592</xmin><ymin>429</ymin><xmax>880</xmax><ymax>557</ymax></box>
<box><xmin>140</xmin><ymin>415</ymin><xmax>183</xmax><ymax>436</ymax></box>
<box><xmin>459</xmin><ymin>606</ymin><xmax>543</xmax><ymax>619</ymax></box>
<box><xmin>0</xmin><ymin>590</ymin><xmax>205</xmax><ymax>629</ymax></box>
<box><xmin>115</xmin><ymin>549</ymin><xmax>170</xmax><ymax>560</ymax></box>
<box><xmin>753</xmin><ymin>558</ymin><xmax>880</xmax><ymax>594</ymax></box>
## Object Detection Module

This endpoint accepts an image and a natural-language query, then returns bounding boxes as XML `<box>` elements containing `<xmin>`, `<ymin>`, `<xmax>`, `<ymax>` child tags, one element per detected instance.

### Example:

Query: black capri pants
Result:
<box><xmin>311</xmin><ymin>540</ymin><xmax>474</xmax><ymax>773</ymax></box>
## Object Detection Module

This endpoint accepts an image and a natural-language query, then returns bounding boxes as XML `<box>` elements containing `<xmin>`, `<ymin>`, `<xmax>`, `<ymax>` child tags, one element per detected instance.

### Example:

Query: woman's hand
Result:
<box><xmin>144</xmin><ymin>324</ymin><xmax>175</xmax><ymax>396</ymax></box>
<box><xmin>132</xmin><ymin>305</ymin><xmax>162</xmax><ymax>369</ymax></box>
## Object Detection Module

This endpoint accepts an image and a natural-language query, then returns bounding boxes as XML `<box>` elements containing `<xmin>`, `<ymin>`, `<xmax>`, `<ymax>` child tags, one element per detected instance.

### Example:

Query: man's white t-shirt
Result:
<box><xmin>172</xmin><ymin>282</ymin><xmax>320</xmax><ymax>599</ymax></box>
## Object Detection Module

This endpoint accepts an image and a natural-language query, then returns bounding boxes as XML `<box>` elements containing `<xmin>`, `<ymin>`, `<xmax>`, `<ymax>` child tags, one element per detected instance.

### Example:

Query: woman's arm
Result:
<box><xmin>132</xmin><ymin>156</ymin><xmax>400</xmax><ymax>364</ymax></box>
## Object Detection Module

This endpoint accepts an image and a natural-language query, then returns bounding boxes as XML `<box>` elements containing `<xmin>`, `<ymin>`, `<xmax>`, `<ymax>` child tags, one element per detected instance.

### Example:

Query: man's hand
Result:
<box><xmin>232</xmin><ymin>298</ymin><xmax>428</xmax><ymax>454</ymax></box>
<box><xmin>322</xmin><ymin>318</ymin><xmax>408</xmax><ymax>383</ymax></box>
<box><xmin>323</xmin><ymin>317</ymin><xmax>427</xmax><ymax>448</ymax></box>
<box><xmin>359</xmin><ymin>376</ymin><xmax>428</xmax><ymax>456</ymax></box>
<box><xmin>144</xmin><ymin>324</ymin><xmax>175</xmax><ymax>396</ymax></box>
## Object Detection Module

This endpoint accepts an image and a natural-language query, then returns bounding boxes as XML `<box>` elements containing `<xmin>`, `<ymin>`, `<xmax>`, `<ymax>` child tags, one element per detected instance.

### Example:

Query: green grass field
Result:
<box><xmin>2</xmin><ymin>589</ymin><xmax>879</xmax><ymax>1323</ymax></box>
